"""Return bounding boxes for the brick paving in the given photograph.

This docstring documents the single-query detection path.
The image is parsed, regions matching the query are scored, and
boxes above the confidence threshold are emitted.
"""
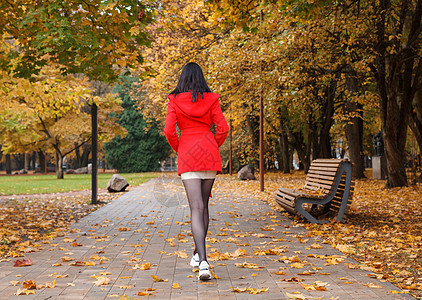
[0,175,414,300]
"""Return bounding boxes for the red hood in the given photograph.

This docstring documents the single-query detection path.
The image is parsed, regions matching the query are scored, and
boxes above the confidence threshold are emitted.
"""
[168,92,219,117]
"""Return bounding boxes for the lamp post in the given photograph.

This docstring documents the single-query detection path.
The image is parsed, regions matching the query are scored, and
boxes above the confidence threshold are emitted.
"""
[91,102,98,205]
[259,9,265,192]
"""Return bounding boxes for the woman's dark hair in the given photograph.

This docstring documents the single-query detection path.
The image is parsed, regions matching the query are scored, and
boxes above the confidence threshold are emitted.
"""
[170,62,211,102]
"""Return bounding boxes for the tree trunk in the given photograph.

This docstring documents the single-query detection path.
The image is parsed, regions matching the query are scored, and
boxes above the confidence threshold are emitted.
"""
[318,82,336,158]
[55,148,64,179]
[6,154,12,174]
[14,154,24,170]
[345,104,366,178]
[289,130,311,173]
[81,146,91,168]
[280,132,290,173]
[345,72,366,178]
[277,133,290,173]
[410,89,422,182]
[373,0,421,187]
[38,151,46,173]
[30,151,36,170]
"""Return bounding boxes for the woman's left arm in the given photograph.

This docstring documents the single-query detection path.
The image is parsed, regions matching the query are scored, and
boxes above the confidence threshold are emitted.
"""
[164,100,179,152]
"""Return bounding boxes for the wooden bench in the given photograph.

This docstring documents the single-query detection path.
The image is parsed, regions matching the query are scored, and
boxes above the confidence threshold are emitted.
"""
[275,159,354,224]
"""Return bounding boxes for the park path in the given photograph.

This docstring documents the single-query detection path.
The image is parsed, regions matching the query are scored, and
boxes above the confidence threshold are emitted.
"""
[0,175,414,300]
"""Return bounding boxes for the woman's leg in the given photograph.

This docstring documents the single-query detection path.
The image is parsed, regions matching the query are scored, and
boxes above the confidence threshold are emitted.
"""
[182,179,208,262]
[201,179,215,238]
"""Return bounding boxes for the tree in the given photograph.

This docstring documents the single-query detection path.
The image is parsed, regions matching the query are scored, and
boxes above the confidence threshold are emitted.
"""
[0,0,153,82]
[0,65,125,179]
[370,0,422,187]
[206,0,421,186]
[105,76,170,173]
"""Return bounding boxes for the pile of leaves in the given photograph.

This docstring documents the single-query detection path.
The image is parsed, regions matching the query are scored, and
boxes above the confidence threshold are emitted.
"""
[0,192,120,259]
[217,172,422,298]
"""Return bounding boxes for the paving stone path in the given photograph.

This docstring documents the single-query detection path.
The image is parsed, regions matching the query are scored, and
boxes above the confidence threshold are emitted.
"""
[0,175,414,300]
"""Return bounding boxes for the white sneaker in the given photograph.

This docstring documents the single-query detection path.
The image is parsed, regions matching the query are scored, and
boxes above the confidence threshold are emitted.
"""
[198,260,213,281]
[190,253,200,267]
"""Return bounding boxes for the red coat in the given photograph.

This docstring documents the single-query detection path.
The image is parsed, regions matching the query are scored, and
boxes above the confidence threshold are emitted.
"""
[164,92,229,175]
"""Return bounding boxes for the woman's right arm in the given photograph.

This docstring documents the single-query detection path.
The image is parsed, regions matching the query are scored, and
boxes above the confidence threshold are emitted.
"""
[164,100,179,152]
[211,99,229,147]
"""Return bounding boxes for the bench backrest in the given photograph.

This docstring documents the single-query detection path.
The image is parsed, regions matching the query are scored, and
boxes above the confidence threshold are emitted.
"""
[304,159,346,192]
[305,158,355,219]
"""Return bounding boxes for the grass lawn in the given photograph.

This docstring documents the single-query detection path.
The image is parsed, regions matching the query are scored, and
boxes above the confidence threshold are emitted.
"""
[0,172,160,195]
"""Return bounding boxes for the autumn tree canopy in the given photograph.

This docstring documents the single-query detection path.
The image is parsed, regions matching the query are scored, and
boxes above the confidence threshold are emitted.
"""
[0,0,153,82]
[136,0,421,187]
[0,0,153,178]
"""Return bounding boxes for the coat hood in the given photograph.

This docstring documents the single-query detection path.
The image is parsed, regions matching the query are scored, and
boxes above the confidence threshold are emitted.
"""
[168,92,219,118]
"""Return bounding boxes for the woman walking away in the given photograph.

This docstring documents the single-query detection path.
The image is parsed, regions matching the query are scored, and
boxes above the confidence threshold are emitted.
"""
[164,62,229,281]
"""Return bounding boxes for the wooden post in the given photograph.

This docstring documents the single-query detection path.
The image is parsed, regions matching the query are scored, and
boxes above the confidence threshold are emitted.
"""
[44,153,47,174]
[91,103,98,205]
[259,9,265,192]
[229,117,232,176]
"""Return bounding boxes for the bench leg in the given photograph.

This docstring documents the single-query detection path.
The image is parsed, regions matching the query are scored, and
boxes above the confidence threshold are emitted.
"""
[336,162,353,222]
[295,199,330,224]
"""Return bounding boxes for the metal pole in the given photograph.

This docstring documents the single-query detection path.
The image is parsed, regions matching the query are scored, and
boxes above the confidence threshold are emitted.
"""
[259,9,265,192]
[229,103,233,176]
[259,89,264,191]
[91,103,98,205]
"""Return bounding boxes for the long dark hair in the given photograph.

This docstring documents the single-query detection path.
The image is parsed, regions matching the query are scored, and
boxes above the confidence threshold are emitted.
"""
[170,62,211,102]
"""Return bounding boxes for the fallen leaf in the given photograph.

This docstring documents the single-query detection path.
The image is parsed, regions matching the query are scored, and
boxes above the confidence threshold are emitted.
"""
[15,288,35,295]
[285,291,308,299]
[22,280,36,290]
[133,262,151,270]
[93,276,110,286]
[151,275,168,282]
[137,288,156,296]
[13,258,33,267]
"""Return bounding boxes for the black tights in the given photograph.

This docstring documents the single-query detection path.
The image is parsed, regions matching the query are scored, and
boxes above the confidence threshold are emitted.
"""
[182,178,215,262]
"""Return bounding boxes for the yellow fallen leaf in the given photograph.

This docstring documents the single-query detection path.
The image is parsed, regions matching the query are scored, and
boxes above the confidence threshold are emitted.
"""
[172,283,181,289]
[61,256,73,262]
[234,261,263,269]
[389,290,409,294]
[285,291,308,299]
[364,282,382,288]
[173,251,188,258]
[15,288,35,295]
[133,262,151,270]
[151,275,168,282]
[137,287,156,296]
[297,270,315,275]
[291,263,304,269]
[93,276,110,286]
[99,272,111,276]
[302,284,316,290]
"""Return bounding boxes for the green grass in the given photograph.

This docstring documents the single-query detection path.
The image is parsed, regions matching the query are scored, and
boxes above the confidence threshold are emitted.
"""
[0,173,159,195]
